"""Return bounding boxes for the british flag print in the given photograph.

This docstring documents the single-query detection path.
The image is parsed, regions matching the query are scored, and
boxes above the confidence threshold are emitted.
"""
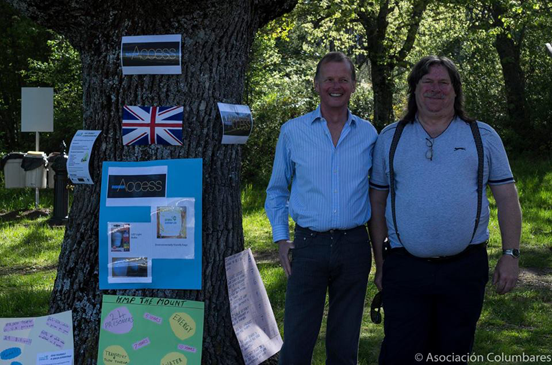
[122,105,183,145]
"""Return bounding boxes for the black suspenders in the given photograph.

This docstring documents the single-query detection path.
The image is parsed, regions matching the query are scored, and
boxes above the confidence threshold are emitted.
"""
[388,120,484,245]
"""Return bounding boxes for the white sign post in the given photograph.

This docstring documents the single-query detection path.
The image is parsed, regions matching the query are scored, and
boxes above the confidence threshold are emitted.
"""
[21,87,54,208]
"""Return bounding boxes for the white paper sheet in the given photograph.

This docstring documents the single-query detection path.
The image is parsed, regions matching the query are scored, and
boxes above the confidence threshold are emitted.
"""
[225,249,282,365]
[37,349,74,365]
[67,130,101,184]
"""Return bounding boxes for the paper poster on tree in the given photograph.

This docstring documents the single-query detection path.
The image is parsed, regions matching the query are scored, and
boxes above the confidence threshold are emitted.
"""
[98,295,204,365]
[0,311,74,365]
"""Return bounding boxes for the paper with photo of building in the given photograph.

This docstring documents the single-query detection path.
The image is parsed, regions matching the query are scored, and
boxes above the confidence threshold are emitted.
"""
[217,102,253,144]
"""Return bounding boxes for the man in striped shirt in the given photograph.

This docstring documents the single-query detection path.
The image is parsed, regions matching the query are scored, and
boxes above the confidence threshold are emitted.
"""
[265,52,378,364]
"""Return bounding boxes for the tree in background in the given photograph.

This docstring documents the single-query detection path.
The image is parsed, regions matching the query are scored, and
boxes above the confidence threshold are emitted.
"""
[22,33,83,153]
[0,2,50,153]
[5,0,297,363]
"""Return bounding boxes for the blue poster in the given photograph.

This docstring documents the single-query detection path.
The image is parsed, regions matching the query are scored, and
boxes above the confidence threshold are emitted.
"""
[99,159,202,289]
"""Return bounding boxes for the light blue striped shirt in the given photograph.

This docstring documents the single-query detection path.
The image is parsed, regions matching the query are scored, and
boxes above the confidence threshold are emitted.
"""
[265,106,378,242]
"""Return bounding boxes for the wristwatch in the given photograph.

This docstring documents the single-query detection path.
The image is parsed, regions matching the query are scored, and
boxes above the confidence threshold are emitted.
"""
[502,249,520,258]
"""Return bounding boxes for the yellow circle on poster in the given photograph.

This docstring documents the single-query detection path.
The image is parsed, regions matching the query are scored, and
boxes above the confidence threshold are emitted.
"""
[160,352,187,365]
[103,345,130,365]
[169,312,196,340]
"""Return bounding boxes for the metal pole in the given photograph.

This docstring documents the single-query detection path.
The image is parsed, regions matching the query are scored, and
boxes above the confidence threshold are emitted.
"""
[546,43,552,57]
[35,131,39,209]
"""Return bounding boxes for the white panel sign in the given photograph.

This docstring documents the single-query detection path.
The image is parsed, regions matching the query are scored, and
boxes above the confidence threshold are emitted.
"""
[21,87,54,132]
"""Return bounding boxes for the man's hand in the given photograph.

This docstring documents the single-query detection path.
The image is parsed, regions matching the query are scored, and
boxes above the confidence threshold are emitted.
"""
[277,239,295,277]
[374,268,383,291]
[493,255,519,294]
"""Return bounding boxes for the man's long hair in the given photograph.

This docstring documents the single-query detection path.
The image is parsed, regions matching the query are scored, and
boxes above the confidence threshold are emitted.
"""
[401,55,475,123]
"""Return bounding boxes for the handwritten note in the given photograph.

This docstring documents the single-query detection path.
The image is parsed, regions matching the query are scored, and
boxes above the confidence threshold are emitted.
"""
[143,312,163,324]
[3,319,34,332]
[102,307,134,334]
[170,312,196,340]
[160,352,187,365]
[0,311,73,364]
[2,335,32,345]
[103,345,130,365]
[38,330,64,349]
[46,316,70,335]
[225,249,283,365]
[177,344,197,353]
[132,337,151,350]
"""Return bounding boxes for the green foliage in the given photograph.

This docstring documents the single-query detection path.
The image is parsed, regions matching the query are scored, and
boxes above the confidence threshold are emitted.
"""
[21,33,83,154]
[0,2,51,153]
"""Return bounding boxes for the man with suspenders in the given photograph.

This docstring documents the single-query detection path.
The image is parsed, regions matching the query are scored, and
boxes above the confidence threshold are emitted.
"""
[369,56,522,364]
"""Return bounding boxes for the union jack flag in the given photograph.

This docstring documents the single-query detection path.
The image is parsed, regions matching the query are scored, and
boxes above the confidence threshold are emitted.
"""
[122,105,183,145]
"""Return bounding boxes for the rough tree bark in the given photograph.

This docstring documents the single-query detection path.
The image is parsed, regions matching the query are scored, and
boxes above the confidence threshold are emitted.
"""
[491,2,532,150]
[5,0,297,363]
[357,0,429,129]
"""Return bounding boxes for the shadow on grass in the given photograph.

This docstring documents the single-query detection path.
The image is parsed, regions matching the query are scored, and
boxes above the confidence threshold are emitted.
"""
[0,286,52,317]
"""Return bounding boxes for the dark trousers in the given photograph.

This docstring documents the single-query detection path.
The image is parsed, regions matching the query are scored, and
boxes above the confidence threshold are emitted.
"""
[379,245,489,365]
[278,225,372,365]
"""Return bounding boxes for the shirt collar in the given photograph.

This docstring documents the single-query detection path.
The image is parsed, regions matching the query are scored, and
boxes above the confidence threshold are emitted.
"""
[310,105,356,126]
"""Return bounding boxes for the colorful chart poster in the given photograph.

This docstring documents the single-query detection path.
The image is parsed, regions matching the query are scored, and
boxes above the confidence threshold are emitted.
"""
[99,159,202,289]
[0,311,73,365]
[97,295,203,365]
[121,34,182,75]
[217,103,253,144]
[225,249,282,365]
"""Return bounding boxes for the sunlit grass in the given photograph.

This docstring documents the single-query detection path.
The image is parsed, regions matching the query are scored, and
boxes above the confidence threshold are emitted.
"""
[0,157,550,364]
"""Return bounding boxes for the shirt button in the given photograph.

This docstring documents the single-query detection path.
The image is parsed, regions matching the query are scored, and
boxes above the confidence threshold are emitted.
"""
[334,190,337,193]
[334,170,338,174]
[333,210,337,213]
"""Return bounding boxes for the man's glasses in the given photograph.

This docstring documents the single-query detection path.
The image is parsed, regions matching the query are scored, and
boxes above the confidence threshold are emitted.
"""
[426,138,434,161]
[370,291,383,324]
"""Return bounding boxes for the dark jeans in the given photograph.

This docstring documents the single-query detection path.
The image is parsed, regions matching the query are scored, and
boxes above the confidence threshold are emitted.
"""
[279,225,372,365]
[379,244,489,365]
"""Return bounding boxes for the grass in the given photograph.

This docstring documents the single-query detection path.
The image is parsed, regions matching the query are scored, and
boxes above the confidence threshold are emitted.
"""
[243,157,552,364]
[0,157,550,364]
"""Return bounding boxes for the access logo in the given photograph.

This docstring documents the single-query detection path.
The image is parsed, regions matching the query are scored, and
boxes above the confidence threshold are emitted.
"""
[108,173,166,199]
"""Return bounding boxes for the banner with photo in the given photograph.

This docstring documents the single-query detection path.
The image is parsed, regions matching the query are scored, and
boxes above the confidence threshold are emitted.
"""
[99,159,202,289]
[217,103,253,144]
[121,34,181,75]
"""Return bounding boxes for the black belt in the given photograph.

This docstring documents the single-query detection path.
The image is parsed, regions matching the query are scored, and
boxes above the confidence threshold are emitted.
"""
[295,224,366,236]
[390,242,487,263]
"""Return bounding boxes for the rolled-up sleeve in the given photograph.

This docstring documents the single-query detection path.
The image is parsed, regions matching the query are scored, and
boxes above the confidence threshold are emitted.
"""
[265,126,293,242]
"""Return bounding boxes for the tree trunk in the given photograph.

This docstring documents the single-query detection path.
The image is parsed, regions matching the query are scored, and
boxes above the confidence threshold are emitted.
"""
[357,0,429,129]
[371,63,395,130]
[494,31,531,148]
[6,0,297,363]
[491,2,531,151]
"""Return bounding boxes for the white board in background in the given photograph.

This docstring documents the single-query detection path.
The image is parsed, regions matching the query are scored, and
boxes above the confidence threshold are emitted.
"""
[21,87,54,132]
